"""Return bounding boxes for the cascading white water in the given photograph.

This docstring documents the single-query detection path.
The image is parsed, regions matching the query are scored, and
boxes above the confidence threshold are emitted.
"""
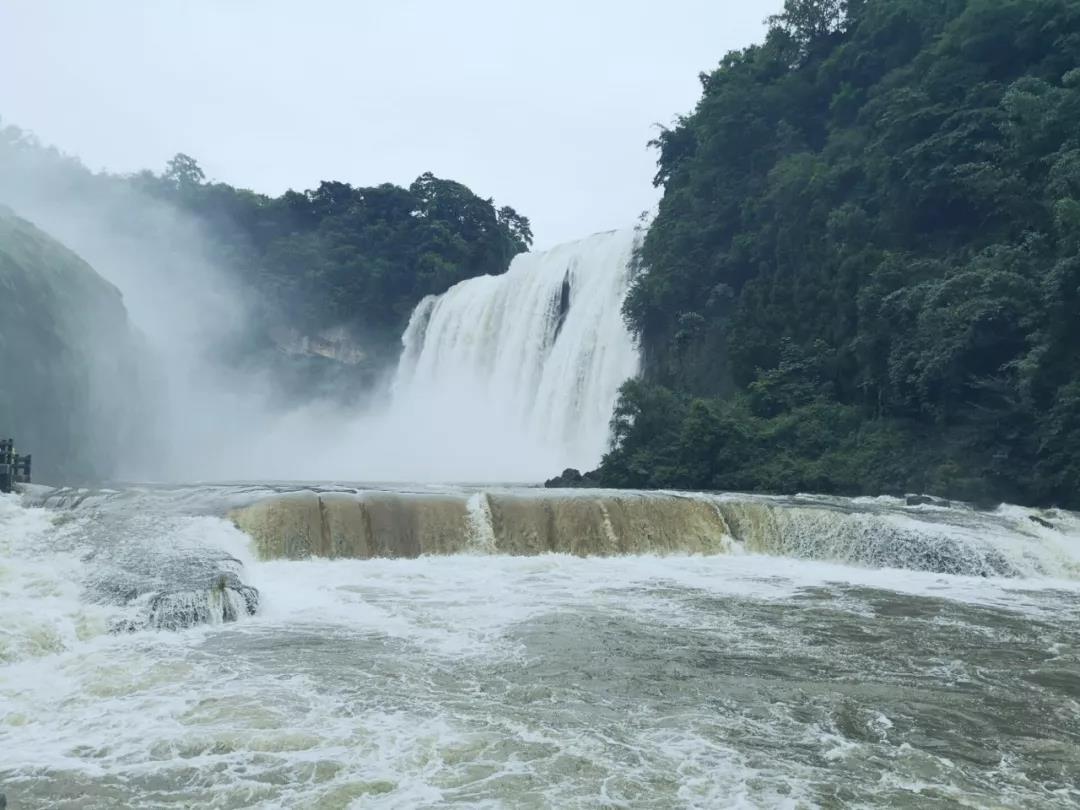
[388,228,641,478]
[8,485,1080,807]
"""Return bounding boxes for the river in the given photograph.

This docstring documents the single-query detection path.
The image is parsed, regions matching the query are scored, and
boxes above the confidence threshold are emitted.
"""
[2,484,1078,808]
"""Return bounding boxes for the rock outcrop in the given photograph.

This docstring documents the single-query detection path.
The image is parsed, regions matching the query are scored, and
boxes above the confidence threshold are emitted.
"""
[0,207,145,483]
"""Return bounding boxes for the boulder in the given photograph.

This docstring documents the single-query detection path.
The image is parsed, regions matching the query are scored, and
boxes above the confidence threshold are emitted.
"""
[905,494,952,508]
[544,468,601,489]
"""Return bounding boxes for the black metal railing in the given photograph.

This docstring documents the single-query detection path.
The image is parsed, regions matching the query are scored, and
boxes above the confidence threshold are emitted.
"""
[0,438,31,493]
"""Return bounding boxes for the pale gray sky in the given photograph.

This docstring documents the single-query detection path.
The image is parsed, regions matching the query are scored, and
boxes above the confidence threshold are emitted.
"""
[0,1,780,248]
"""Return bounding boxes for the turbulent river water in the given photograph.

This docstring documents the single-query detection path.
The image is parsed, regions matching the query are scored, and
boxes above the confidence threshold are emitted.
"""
[2,484,1079,809]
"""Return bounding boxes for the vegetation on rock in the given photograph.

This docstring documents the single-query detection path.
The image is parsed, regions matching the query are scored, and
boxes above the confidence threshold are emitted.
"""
[131,158,532,353]
[598,0,1080,507]
[0,126,532,386]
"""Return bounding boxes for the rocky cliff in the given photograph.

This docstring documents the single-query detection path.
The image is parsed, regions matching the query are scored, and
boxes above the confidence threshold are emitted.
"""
[0,207,145,483]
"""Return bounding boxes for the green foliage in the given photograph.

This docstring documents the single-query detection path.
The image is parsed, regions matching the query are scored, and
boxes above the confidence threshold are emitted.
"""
[140,161,532,358]
[163,153,206,188]
[0,124,531,372]
[601,0,1080,507]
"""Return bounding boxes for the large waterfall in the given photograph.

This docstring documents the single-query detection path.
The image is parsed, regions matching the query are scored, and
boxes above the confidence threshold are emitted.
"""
[387,229,641,479]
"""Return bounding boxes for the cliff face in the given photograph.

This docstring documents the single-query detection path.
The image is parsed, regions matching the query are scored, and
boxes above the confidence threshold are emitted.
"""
[0,207,144,484]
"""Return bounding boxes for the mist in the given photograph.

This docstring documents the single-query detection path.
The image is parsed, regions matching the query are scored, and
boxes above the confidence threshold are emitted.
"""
[0,135,358,482]
[0,134,642,484]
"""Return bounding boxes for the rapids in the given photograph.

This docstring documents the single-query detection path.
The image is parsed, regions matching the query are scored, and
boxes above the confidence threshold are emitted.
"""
[3,484,1080,807]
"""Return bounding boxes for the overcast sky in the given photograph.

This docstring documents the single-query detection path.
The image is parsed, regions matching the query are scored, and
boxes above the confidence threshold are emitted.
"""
[1,1,780,248]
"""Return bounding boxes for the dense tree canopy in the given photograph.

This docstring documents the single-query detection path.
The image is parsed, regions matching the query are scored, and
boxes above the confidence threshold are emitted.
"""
[133,158,532,353]
[599,0,1080,507]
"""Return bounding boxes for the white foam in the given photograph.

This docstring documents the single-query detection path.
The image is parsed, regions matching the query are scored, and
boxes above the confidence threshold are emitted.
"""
[4,490,1080,807]
[0,494,118,663]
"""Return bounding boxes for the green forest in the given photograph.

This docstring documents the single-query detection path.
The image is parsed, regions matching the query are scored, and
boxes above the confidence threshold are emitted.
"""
[132,157,532,349]
[0,126,531,381]
[595,0,1080,508]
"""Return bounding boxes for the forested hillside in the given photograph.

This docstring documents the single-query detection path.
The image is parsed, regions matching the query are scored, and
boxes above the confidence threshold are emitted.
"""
[0,127,531,389]
[598,0,1080,507]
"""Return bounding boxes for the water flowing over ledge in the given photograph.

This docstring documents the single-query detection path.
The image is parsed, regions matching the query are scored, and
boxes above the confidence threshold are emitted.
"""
[222,487,1080,580]
[15,481,1080,658]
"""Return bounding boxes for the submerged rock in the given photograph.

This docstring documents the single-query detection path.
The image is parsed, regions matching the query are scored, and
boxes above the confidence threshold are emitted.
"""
[55,503,263,634]
[905,494,952,508]
[108,566,259,634]
[144,585,258,631]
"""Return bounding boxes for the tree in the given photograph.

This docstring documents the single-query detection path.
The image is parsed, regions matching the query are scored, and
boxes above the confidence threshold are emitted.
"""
[767,0,850,61]
[498,205,534,252]
[163,153,205,189]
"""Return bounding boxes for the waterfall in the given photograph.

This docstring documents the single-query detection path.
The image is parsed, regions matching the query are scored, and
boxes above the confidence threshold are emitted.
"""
[388,228,641,479]
[229,489,1080,580]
